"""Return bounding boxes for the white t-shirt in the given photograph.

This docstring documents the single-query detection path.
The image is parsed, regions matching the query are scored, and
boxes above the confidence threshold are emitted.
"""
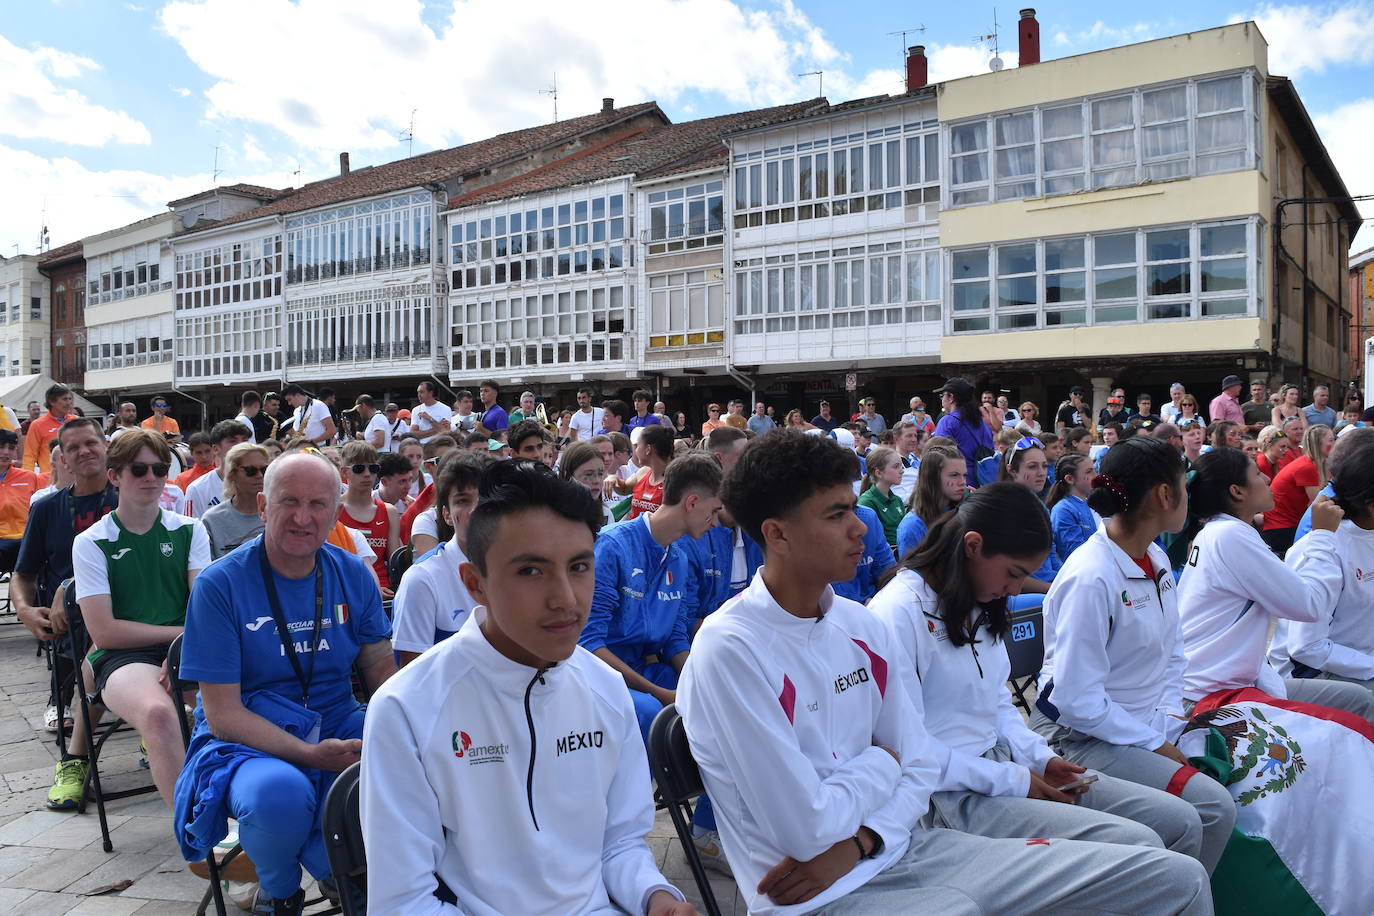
[234,413,257,443]
[451,411,478,435]
[390,536,475,654]
[160,483,187,515]
[294,399,333,443]
[363,413,390,451]
[411,402,453,442]
[569,407,603,441]
[185,468,225,518]
[411,506,439,543]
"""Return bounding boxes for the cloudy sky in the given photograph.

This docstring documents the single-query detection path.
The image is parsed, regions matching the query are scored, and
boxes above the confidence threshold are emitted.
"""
[4,0,1373,257]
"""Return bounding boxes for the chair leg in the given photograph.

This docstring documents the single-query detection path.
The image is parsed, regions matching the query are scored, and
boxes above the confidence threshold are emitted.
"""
[666,797,721,916]
[77,698,114,853]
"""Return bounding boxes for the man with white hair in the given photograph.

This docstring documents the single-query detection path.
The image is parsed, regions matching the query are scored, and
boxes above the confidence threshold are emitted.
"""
[175,451,396,916]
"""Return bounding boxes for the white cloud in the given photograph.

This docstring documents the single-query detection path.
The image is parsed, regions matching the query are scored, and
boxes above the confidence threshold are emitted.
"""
[0,34,151,145]
[0,141,305,256]
[1311,98,1374,252]
[1052,20,1158,48]
[928,44,1019,83]
[157,0,849,154]
[171,87,191,98]
[1231,3,1374,76]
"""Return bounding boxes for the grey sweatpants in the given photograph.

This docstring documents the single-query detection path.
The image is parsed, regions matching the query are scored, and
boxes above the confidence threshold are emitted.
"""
[922,743,1182,852]
[1289,674,1374,722]
[1029,708,1235,874]
[812,825,1213,915]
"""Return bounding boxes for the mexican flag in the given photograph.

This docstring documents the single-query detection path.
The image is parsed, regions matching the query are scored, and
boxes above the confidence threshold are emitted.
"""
[1176,687,1374,915]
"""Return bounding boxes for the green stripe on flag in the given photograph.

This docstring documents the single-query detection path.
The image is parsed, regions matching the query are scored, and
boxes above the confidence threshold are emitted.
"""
[1211,831,1322,916]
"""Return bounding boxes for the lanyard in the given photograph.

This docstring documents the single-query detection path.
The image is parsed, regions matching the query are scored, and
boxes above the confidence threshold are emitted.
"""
[257,541,324,708]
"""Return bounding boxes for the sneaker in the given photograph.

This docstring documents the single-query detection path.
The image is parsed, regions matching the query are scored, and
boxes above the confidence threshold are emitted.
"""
[45,758,88,810]
[249,887,304,916]
[224,880,257,911]
[691,828,733,876]
[138,737,148,770]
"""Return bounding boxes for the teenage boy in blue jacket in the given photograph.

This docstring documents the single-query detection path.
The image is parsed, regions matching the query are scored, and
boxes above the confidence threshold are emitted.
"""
[580,453,723,737]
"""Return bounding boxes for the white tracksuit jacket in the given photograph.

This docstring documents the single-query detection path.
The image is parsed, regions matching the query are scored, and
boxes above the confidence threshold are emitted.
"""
[676,572,940,916]
[360,607,682,915]
[1177,514,1341,700]
[869,569,1056,798]
[1038,527,1187,749]
[1270,520,1374,680]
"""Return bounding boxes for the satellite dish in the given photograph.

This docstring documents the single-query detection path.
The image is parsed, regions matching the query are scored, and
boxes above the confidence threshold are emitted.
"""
[990,56,1004,72]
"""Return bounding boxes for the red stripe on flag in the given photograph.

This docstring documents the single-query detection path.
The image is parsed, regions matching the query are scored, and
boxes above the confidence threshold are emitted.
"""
[1192,686,1374,742]
[1165,765,1201,797]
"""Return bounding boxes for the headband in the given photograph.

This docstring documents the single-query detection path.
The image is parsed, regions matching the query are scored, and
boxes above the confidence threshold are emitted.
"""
[1091,473,1130,511]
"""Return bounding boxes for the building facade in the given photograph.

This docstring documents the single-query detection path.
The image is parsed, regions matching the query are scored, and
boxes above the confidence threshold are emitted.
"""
[38,242,86,386]
[0,254,51,381]
[936,20,1356,417]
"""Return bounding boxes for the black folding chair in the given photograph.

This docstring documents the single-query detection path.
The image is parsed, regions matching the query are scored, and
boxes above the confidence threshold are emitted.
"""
[387,544,413,594]
[1005,602,1046,714]
[647,705,723,916]
[322,761,367,916]
[61,582,158,852]
[169,635,239,916]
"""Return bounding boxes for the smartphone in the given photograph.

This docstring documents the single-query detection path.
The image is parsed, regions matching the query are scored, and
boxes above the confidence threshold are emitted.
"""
[1058,772,1099,792]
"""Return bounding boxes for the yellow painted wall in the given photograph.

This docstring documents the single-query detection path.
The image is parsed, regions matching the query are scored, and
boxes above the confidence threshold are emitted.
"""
[938,22,1268,121]
[939,171,1267,247]
[941,316,1265,363]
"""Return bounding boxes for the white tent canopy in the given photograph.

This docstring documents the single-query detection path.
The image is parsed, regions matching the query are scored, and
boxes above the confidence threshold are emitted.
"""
[0,374,103,418]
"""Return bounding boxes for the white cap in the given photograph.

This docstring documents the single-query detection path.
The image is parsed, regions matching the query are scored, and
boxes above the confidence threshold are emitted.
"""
[829,428,855,449]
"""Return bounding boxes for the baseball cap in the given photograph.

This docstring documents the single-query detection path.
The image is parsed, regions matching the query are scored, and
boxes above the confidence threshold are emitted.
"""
[829,428,856,448]
[1068,385,1085,395]
[933,378,973,399]
[1108,396,1123,405]
[487,439,507,452]
[398,409,411,419]
[818,399,830,407]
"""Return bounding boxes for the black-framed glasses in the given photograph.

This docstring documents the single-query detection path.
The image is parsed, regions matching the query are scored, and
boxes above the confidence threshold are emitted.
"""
[1005,436,1044,467]
[128,462,170,478]
[350,463,382,475]
[239,465,265,478]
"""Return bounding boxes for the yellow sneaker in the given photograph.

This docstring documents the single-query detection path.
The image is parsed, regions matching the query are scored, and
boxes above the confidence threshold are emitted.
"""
[45,758,88,810]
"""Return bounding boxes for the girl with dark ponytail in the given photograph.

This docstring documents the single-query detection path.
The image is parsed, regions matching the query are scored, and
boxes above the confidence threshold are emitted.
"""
[1047,453,1101,562]
[870,482,1177,846]
[1174,448,1373,721]
[1030,435,1238,875]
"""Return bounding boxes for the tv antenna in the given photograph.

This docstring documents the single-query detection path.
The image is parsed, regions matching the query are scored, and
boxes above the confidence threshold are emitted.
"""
[539,74,558,122]
[975,10,1004,71]
[400,108,417,157]
[888,25,926,60]
[797,70,823,97]
[212,144,223,184]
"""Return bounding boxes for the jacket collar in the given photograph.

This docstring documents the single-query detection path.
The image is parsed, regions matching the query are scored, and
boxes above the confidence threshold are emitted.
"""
[456,607,562,696]
[1089,526,1168,582]
[741,568,836,632]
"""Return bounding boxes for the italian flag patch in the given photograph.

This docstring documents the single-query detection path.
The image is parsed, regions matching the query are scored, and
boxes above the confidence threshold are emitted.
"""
[334,603,349,625]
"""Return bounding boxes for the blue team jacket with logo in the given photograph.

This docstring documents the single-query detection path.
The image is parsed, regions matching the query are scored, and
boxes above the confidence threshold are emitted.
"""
[833,505,896,604]
[677,525,765,622]
[582,514,695,671]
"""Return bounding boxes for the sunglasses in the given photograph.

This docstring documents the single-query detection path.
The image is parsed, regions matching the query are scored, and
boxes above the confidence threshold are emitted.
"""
[153,402,168,409]
[128,462,170,478]
[239,465,266,477]
[1006,436,1044,467]
[350,463,382,475]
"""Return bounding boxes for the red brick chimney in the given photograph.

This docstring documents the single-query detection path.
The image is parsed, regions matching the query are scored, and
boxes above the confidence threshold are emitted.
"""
[906,45,928,91]
[1018,9,1041,65]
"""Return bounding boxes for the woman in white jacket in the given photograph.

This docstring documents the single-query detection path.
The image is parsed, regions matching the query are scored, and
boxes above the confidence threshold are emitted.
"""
[871,481,1203,859]
[1177,447,1374,720]
[1270,429,1374,698]
[1029,435,1237,874]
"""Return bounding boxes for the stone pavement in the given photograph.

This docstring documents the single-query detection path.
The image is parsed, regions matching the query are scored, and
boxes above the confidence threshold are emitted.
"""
[0,625,743,914]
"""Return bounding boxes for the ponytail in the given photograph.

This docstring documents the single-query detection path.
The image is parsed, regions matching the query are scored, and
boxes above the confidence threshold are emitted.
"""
[1046,453,1092,509]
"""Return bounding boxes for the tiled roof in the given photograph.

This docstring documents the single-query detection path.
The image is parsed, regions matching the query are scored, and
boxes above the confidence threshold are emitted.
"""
[188,102,667,234]
[166,183,290,208]
[37,240,83,267]
[449,99,827,208]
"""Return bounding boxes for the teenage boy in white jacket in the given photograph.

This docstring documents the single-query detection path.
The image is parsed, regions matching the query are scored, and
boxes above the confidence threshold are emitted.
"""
[361,460,696,916]
[676,431,1212,916]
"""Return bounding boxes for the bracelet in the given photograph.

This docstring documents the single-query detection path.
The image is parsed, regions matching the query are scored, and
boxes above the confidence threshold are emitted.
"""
[851,834,867,860]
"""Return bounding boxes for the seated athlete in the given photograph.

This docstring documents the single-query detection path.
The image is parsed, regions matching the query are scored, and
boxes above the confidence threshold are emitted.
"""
[676,430,1211,915]
[361,460,697,915]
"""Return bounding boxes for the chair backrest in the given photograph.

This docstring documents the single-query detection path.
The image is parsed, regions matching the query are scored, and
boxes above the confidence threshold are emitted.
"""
[387,544,413,591]
[647,704,704,805]
[1004,605,1045,682]
[322,761,367,916]
[61,578,91,661]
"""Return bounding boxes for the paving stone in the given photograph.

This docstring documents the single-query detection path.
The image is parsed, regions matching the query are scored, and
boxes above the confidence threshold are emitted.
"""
[0,786,55,820]
[0,809,79,846]
[7,763,63,794]
[88,818,179,858]
[62,851,165,896]
[0,886,35,909]
[9,889,85,915]
[3,847,108,892]
[0,844,51,881]
[66,895,149,915]
[30,813,132,851]
[119,855,209,904]
[128,901,209,915]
